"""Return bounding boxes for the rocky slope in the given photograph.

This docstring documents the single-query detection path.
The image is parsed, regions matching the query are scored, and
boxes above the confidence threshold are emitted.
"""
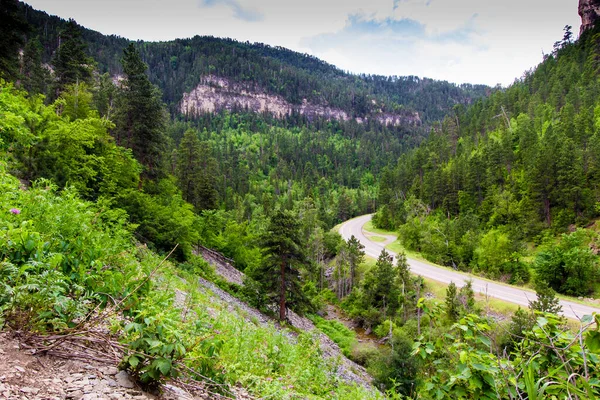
[580,0,600,35]
[196,246,374,390]
[181,75,421,127]
[0,331,244,400]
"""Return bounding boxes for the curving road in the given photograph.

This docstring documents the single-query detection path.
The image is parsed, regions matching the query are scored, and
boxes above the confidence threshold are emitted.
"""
[339,214,600,320]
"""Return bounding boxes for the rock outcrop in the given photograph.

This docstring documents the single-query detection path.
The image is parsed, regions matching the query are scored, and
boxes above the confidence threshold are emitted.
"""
[579,0,600,35]
[180,75,421,127]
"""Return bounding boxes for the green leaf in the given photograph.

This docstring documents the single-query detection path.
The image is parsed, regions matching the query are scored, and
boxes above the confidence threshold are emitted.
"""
[471,363,488,371]
[469,375,483,389]
[460,368,472,380]
[478,335,491,347]
[585,330,600,353]
[155,358,171,375]
[581,314,593,324]
[144,339,162,348]
[128,356,139,368]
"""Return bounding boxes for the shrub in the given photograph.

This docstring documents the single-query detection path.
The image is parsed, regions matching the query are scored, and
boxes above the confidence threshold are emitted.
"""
[310,315,357,357]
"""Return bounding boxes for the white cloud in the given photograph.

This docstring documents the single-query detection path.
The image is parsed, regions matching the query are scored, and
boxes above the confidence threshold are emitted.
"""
[24,0,581,85]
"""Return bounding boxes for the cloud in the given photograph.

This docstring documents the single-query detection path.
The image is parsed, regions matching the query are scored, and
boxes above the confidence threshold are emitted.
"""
[200,0,263,22]
[304,12,478,52]
[393,0,433,10]
[301,11,490,83]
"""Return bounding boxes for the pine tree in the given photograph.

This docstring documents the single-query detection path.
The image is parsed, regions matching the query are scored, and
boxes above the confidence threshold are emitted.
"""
[93,73,117,119]
[346,235,365,291]
[51,19,95,98]
[445,282,460,322]
[362,249,400,317]
[176,129,219,211]
[529,282,562,315]
[396,251,415,322]
[21,37,49,95]
[252,209,309,320]
[113,43,166,179]
[0,0,29,81]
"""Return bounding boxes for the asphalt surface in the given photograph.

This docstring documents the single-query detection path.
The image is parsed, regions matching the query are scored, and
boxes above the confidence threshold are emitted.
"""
[339,214,600,320]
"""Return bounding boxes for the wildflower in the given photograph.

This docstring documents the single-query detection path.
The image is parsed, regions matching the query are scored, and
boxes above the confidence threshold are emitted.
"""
[9,208,20,215]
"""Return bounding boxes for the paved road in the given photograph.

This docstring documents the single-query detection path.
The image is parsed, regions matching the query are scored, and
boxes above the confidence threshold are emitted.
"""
[339,214,600,320]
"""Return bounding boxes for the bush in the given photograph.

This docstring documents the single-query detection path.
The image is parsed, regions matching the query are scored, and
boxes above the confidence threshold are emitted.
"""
[350,342,381,366]
[310,315,357,357]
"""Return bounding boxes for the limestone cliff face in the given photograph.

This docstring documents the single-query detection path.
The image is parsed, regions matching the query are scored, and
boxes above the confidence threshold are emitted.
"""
[180,75,421,127]
[580,0,600,35]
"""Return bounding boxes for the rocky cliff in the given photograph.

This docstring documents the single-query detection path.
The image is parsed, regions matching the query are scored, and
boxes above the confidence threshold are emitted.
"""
[580,0,600,35]
[180,75,421,127]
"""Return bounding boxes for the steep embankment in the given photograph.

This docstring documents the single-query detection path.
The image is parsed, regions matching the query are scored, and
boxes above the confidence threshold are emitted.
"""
[196,246,374,389]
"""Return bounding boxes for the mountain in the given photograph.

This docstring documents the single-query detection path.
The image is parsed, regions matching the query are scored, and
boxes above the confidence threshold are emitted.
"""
[18,2,489,124]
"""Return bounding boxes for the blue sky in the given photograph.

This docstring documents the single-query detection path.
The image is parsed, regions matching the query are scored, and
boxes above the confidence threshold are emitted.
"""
[25,0,580,86]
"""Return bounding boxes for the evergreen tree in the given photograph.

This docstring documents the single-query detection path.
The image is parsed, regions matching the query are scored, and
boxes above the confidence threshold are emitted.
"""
[362,249,400,317]
[175,129,219,211]
[445,282,460,322]
[529,282,562,315]
[93,73,117,119]
[346,235,365,291]
[113,43,166,179]
[396,251,417,322]
[21,37,49,95]
[252,209,309,320]
[51,19,94,98]
[0,0,28,80]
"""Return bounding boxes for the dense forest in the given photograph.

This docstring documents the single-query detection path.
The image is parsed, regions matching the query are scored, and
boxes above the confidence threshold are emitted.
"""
[2,0,600,398]
[373,24,600,297]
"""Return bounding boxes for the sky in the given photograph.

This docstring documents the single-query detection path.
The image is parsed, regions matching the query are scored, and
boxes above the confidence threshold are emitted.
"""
[24,0,581,86]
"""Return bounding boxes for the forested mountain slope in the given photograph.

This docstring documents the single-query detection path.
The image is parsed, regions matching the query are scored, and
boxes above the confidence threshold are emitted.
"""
[18,2,489,122]
[374,24,600,296]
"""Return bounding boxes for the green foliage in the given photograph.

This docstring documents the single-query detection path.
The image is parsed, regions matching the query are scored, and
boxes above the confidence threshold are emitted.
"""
[175,129,218,211]
[0,165,143,332]
[370,331,420,396]
[529,282,562,314]
[250,209,311,320]
[116,178,199,260]
[362,250,401,318]
[0,80,141,199]
[120,294,189,388]
[534,229,599,296]
[310,315,357,357]
[112,43,167,178]
[21,37,50,96]
[50,19,95,98]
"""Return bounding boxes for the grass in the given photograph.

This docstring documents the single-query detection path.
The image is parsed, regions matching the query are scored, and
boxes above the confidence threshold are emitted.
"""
[310,315,357,357]
[420,276,520,316]
[362,220,396,236]
[367,235,387,242]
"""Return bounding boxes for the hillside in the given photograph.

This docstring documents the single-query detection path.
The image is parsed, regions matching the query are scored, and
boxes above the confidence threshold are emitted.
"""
[18,2,489,122]
[373,23,600,296]
[2,1,600,399]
